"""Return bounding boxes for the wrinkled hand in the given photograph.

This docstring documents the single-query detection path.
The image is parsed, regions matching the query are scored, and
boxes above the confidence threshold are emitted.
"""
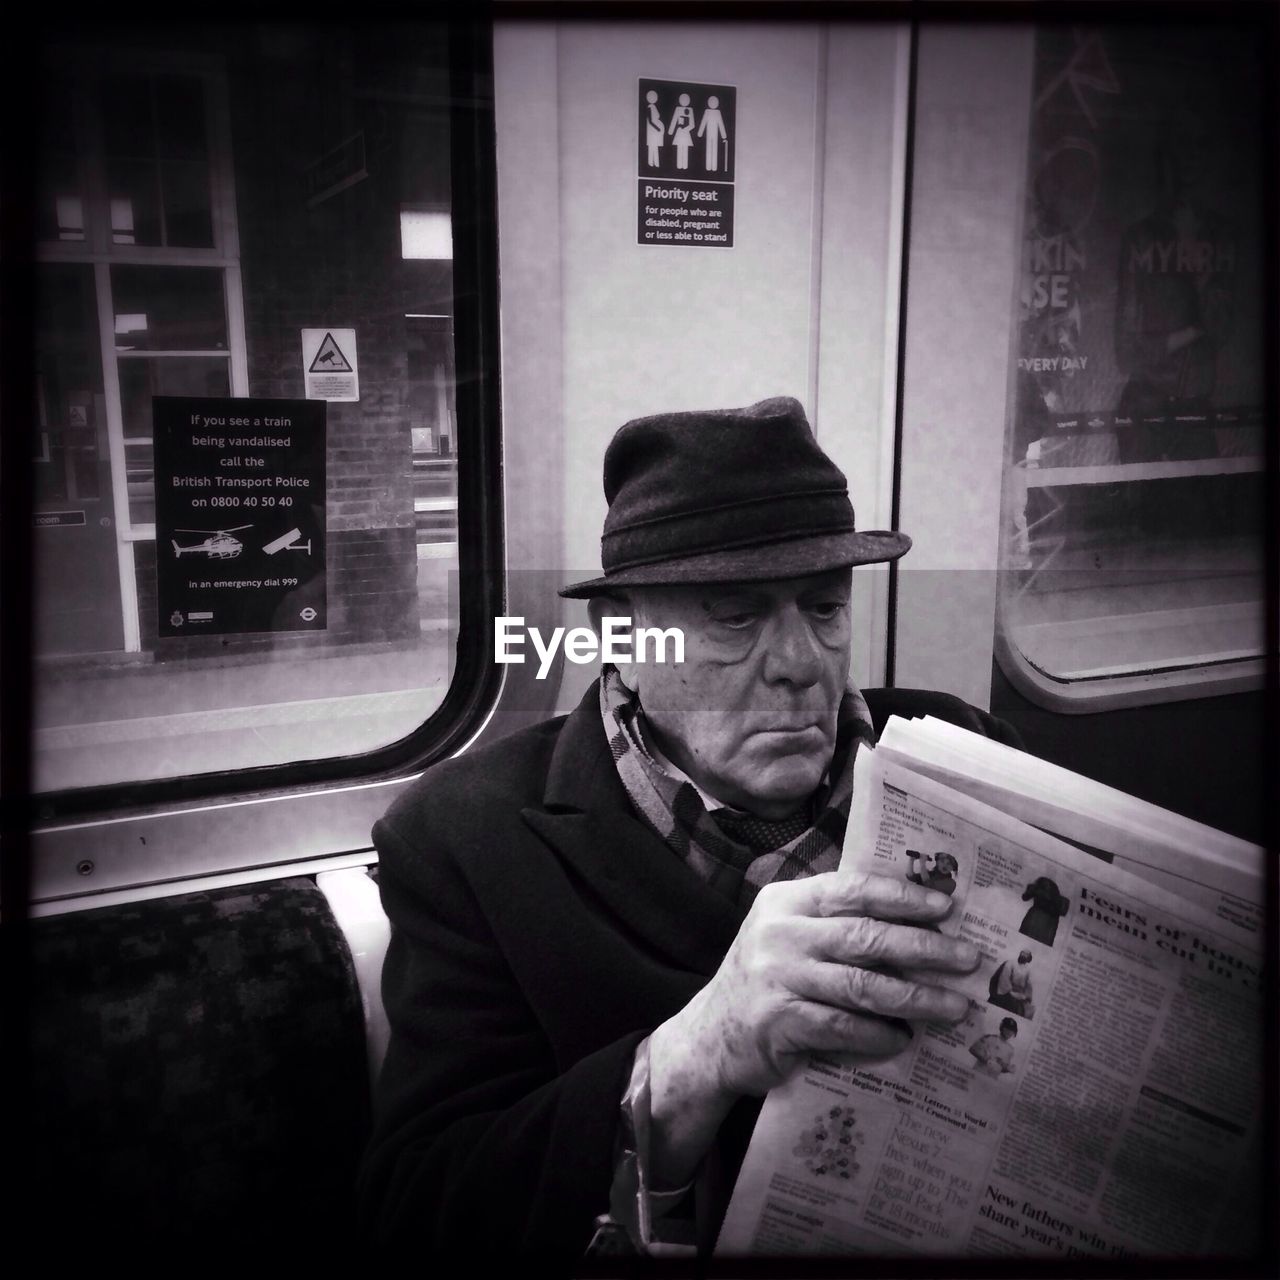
[647,872,980,1185]
[663,871,979,1099]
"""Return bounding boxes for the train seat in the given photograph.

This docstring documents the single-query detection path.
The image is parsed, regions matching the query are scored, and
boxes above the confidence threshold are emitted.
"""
[316,866,392,1085]
[861,686,1025,750]
[28,876,373,1246]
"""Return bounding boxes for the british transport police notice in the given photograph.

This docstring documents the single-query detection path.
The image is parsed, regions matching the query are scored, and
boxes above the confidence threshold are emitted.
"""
[154,395,326,637]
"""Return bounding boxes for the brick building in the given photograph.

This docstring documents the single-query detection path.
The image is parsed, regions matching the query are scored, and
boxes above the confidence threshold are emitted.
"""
[33,22,458,664]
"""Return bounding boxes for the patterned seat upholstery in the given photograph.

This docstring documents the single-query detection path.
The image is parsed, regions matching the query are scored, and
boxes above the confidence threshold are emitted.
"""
[27,878,371,1246]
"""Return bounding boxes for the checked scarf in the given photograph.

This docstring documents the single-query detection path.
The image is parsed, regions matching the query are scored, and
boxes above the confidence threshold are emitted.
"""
[600,666,877,908]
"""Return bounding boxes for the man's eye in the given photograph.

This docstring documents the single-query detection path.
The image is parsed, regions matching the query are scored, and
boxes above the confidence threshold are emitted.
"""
[713,611,759,630]
[807,601,847,622]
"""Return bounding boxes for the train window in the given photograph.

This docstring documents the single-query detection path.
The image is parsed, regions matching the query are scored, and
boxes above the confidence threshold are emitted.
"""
[996,24,1268,709]
[29,22,497,801]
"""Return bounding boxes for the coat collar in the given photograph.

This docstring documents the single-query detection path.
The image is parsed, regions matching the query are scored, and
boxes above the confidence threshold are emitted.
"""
[521,679,744,976]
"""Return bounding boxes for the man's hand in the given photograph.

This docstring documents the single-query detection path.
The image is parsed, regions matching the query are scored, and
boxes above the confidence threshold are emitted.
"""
[647,872,979,1186]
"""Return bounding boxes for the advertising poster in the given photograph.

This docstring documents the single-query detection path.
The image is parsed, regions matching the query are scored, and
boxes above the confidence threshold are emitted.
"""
[1013,26,1264,467]
[154,396,326,637]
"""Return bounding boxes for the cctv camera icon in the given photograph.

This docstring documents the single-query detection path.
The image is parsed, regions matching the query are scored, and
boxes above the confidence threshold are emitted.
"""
[263,527,312,556]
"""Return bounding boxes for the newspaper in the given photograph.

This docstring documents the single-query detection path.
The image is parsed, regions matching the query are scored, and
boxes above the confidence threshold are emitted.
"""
[716,742,1264,1258]
[876,715,1264,938]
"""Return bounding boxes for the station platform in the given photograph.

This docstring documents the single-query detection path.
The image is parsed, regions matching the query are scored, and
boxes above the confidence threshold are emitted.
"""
[29,558,456,794]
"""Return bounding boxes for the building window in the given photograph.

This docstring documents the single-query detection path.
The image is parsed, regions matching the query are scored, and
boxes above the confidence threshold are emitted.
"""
[101,73,217,249]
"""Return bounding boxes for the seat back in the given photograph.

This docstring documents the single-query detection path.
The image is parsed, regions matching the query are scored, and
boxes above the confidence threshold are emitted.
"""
[27,877,372,1244]
[862,686,1026,750]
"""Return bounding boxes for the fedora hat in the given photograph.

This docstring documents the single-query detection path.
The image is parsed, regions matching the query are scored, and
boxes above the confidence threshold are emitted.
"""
[559,396,911,598]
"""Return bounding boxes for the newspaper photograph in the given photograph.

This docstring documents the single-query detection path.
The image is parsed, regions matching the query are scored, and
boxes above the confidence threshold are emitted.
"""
[876,715,1264,938]
[717,748,1263,1259]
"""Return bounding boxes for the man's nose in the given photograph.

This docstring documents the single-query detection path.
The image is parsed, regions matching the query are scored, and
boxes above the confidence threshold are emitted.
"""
[763,606,823,687]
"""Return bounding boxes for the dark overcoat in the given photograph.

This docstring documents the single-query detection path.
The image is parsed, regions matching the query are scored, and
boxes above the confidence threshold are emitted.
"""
[357,680,1020,1259]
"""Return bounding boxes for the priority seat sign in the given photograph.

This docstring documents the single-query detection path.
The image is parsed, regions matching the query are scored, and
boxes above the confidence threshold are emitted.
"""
[154,396,326,637]
[638,78,736,248]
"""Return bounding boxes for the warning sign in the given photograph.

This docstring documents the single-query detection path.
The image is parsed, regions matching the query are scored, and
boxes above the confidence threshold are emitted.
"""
[637,78,736,248]
[301,328,359,401]
[153,396,326,637]
[309,332,353,373]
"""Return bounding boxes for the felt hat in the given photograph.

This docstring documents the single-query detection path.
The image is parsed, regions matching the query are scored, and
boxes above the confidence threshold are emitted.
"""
[559,396,911,598]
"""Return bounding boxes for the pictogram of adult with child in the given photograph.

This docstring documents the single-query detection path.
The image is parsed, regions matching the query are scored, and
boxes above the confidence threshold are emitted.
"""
[638,80,736,181]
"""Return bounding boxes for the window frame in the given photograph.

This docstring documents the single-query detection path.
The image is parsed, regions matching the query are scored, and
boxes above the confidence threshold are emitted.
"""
[993,604,1269,715]
[27,17,506,900]
[995,441,1269,714]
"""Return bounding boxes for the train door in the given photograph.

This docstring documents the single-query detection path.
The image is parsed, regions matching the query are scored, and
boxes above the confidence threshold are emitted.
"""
[490,20,913,705]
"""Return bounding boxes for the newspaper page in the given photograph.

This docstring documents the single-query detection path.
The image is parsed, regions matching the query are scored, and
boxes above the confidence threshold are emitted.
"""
[875,716,1263,937]
[716,748,1264,1259]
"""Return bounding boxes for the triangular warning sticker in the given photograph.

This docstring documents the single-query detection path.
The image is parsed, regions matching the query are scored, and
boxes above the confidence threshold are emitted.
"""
[309,332,353,373]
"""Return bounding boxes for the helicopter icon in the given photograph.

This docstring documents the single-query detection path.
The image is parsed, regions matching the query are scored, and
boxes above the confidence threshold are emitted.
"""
[171,525,253,560]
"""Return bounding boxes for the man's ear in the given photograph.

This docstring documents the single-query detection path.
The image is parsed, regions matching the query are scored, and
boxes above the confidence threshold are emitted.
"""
[587,592,639,691]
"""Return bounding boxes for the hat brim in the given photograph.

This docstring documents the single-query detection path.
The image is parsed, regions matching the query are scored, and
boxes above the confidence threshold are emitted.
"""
[558,529,911,599]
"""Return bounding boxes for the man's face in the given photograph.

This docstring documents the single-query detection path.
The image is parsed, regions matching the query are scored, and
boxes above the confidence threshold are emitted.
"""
[616,569,853,819]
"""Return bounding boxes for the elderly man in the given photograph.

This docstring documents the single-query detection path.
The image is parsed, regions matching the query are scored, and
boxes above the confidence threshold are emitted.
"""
[359,397,1014,1258]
